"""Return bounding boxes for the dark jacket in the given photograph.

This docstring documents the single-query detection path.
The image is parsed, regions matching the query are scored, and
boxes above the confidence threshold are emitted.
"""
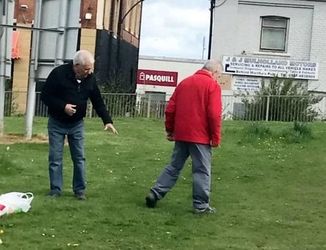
[41,62,113,124]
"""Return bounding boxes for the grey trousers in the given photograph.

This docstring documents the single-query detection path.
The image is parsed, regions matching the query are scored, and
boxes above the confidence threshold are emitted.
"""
[151,141,212,209]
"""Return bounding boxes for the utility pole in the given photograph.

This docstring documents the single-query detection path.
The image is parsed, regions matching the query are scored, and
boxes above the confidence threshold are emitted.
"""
[201,36,206,60]
[25,0,41,139]
[208,0,215,59]
[25,0,72,139]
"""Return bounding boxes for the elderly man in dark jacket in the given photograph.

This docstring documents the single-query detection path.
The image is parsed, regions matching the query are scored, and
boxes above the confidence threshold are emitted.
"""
[41,50,118,200]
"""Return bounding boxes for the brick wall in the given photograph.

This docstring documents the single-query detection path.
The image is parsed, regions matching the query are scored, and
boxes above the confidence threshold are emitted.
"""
[80,0,97,29]
[14,0,35,24]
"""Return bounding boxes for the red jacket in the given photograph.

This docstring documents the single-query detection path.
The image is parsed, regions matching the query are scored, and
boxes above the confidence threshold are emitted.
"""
[165,69,222,146]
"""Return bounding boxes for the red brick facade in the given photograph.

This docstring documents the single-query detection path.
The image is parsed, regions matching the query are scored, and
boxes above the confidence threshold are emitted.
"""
[80,0,97,29]
[14,0,35,24]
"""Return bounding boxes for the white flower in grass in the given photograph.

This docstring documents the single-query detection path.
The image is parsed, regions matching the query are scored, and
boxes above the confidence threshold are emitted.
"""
[0,238,3,244]
[67,243,79,247]
[6,146,10,151]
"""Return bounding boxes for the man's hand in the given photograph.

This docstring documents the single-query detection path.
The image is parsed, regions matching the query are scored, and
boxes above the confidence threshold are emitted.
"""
[64,104,77,116]
[104,123,118,134]
[210,141,220,148]
[166,131,174,141]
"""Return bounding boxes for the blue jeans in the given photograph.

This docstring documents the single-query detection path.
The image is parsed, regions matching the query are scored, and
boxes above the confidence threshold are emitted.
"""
[48,116,86,194]
[151,141,212,209]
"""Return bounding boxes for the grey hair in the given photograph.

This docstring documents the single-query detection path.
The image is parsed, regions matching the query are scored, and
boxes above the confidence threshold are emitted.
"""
[202,59,222,73]
[73,50,95,65]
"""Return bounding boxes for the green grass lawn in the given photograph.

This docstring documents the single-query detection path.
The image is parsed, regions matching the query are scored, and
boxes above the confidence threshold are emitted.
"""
[0,117,326,249]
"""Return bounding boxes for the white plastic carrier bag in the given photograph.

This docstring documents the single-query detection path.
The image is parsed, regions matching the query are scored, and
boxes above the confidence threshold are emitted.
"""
[0,192,34,217]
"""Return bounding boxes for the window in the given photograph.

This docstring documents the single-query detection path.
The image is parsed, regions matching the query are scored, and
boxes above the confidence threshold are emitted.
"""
[260,16,289,52]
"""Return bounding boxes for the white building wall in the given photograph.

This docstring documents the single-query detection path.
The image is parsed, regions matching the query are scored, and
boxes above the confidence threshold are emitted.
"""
[237,2,313,60]
[212,0,326,92]
[137,56,205,99]
[139,56,205,83]
[211,0,239,57]
[309,2,326,92]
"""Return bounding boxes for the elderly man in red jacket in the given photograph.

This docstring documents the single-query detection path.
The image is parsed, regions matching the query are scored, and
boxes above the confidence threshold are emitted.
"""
[145,59,223,214]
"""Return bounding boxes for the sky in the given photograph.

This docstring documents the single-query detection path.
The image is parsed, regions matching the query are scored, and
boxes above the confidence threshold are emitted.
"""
[139,0,211,60]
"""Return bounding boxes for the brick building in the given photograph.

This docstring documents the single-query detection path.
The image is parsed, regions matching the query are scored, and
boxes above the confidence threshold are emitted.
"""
[79,0,142,90]
[8,0,142,113]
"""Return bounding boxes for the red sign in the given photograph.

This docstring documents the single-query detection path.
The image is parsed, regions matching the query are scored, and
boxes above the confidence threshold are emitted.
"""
[137,69,178,86]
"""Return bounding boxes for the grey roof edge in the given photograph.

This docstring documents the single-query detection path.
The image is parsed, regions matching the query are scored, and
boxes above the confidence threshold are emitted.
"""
[139,55,206,64]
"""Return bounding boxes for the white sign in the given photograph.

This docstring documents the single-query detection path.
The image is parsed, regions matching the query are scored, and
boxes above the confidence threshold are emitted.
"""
[233,77,261,91]
[223,56,319,80]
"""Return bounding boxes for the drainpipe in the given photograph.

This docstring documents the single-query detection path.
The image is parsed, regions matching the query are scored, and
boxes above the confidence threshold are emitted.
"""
[116,0,124,71]
[135,0,144,92]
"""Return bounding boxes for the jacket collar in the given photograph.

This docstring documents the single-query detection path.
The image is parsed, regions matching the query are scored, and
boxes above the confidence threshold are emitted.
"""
[66,61,93,81]
[194,69,213,78]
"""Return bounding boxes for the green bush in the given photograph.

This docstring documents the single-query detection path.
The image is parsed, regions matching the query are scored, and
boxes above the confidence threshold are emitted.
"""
[240,121,313,144]
[240,122,271,143]
[281,121,312,143]
[240,77,322,121]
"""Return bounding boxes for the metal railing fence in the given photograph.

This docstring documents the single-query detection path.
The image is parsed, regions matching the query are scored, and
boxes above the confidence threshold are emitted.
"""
[4,91,326,121]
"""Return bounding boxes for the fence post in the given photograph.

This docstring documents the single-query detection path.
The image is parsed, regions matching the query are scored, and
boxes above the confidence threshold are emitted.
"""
[88,102,93,118]
[265,95,270,121]
[147,94,151,118]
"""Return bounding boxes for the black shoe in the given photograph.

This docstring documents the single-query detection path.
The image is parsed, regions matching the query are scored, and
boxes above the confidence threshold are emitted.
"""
[74,192,86,200]
[47,190,61,198]
[193,206,216,215]
[145,191,157,208]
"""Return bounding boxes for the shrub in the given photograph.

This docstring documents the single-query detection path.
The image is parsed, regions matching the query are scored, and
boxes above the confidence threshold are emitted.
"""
[240,122,271,143]
[240,77,322,121]
[281,121,312,143]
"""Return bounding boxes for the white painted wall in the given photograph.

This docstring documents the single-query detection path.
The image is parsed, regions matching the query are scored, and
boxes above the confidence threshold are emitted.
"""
[212,0,326,92]
[309,1,326,92]
[137,56,205,100]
